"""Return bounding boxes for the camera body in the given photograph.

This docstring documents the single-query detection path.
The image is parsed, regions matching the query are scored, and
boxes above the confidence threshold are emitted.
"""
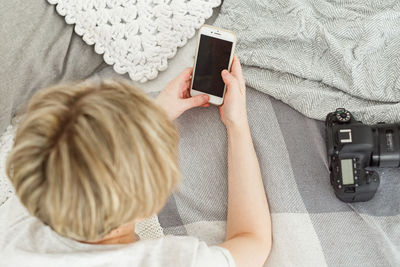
[325,108,400,202]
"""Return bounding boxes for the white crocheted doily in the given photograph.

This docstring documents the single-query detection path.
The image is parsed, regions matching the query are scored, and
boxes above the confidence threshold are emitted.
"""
[47,0,221,82]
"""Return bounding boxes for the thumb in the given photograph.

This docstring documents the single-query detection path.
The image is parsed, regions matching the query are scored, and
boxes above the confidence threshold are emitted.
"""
[221,70,238,90]
[183,94,209,110]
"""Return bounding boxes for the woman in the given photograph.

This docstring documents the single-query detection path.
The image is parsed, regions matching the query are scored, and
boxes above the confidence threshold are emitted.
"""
[1,56,271,266]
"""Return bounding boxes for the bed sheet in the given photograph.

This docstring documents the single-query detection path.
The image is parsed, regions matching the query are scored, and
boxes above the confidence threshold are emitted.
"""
[1,2,398,266]
[157,89,400,266]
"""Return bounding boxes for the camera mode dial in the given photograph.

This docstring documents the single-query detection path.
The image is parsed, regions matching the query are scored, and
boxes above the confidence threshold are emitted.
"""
[335,108,351,122]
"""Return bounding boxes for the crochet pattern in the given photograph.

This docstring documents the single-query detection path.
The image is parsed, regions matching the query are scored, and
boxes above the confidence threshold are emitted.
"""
[47,0,221,82]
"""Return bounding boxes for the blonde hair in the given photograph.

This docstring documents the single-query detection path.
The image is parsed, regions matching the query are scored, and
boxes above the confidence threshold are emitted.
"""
[6,80,180,241]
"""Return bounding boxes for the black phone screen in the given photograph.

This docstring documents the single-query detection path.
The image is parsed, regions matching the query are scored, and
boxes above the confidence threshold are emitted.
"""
[192,34,233,97]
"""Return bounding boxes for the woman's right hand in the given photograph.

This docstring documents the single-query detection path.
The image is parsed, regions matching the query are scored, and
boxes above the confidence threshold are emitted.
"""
[219,55,248,130]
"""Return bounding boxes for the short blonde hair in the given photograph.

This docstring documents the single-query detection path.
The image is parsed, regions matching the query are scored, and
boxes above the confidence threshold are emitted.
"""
[6,80,180,241]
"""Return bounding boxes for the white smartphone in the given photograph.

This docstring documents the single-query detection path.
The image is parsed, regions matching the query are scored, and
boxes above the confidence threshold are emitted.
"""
[190,25,236,106]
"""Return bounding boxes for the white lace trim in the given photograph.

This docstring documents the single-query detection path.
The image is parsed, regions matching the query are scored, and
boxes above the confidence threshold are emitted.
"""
[47,0,221,82]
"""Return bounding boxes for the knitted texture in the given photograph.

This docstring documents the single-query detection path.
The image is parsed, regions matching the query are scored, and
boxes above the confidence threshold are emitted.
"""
[135,215,165,239]
[47,0,221,82]
[213,0,400,124]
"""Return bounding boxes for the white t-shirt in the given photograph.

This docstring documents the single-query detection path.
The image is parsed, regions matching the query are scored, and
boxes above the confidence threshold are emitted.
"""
[0,196,235,267]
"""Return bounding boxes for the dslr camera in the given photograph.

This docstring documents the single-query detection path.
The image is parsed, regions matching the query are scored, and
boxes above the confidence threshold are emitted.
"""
[325,108,399,202]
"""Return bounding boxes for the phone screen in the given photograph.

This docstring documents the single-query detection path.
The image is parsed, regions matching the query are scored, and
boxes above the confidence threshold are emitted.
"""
[192,34,233,97]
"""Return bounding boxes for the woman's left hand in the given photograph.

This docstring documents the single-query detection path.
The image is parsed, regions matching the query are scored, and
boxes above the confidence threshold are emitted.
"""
[156,67,210,121]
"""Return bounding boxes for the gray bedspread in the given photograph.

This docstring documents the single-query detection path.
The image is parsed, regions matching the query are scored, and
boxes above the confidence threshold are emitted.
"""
[159,88,400,266]
[1,1,399,266]
[159,1,400,265]
[0,0,104,136]
[213,0,400,124]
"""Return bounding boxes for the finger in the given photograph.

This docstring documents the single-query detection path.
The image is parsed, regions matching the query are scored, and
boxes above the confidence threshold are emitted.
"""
[183,88,190,99]
[201,103,210,107]
[184,79,191,90]
[179,67,193,82]
[183,94,209,110]
[177,72,193,96]
[230,55,243,77]
[231,55,246,88]
[221,69,239,90]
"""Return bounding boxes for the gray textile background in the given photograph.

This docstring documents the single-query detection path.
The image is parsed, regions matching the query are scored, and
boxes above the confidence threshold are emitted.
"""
[1,0,399,266]
[159,88,400,266]
[213,0,400,124]
[0,0,104,135]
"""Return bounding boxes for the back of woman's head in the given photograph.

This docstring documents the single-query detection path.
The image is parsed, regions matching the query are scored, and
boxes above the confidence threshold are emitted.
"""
[6,80,179,241]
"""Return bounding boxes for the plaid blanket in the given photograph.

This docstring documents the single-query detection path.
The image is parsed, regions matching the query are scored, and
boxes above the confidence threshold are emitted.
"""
[159,88,400,266]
